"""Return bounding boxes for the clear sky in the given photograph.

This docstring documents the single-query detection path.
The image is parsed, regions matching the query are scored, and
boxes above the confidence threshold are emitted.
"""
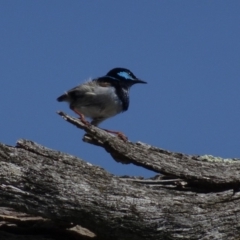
[1,1,240,177]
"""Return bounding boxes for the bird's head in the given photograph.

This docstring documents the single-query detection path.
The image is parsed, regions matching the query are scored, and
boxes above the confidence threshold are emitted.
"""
[106,68,147,87]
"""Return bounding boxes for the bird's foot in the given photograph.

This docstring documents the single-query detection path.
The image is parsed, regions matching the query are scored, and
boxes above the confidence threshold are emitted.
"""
[73,109,90,126]
[102,129,128,141]
[116,132,128,141]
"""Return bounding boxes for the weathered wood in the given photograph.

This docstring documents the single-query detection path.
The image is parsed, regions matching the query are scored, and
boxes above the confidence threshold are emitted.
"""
[58,111,240,188]
[0,112,239,239]
[0,207,94,240]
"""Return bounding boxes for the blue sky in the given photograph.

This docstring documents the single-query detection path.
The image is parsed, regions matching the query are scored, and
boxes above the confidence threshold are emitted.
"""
[1,1,240,177]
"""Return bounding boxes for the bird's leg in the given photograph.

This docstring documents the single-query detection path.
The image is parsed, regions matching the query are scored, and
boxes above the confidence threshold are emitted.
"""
[72,108,90,126]
[101,128,128,141]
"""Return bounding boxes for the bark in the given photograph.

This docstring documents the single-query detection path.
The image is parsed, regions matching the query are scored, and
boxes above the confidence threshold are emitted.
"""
[0,111,239,240]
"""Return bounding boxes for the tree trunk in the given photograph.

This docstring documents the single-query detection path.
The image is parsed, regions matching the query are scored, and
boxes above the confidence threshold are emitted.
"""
[0,112,240,240]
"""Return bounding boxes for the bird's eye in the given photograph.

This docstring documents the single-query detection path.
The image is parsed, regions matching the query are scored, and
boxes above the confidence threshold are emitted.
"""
[128,72,136,79]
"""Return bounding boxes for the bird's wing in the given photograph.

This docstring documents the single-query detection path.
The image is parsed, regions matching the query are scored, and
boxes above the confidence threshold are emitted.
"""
[57,82,95,102]
[69,82,114,110]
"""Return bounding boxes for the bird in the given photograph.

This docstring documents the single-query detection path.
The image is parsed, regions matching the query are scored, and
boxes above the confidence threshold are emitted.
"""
[57,67,147,140]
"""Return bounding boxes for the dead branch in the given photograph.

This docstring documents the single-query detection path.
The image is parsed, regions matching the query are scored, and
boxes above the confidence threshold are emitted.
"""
[0,112,239,239]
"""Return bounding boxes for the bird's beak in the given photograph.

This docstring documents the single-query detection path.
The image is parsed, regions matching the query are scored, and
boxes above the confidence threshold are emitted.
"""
[134,79,147,84]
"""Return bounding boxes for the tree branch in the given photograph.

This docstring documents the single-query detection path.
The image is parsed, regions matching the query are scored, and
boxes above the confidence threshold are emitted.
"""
[57,111,240,189]
[0,112,239,239]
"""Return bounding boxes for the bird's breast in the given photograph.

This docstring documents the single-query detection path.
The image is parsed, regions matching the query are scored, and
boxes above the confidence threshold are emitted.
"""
[95,85,123,110]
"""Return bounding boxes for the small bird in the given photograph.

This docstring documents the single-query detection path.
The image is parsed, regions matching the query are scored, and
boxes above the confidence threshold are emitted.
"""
[57,67,147,140]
